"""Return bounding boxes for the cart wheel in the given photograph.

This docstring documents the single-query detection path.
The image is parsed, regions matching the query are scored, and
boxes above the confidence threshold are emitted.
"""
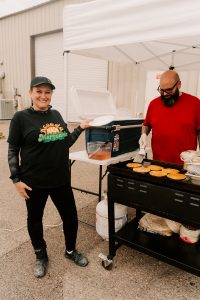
[102,260,113,270]
[98,253,113,270]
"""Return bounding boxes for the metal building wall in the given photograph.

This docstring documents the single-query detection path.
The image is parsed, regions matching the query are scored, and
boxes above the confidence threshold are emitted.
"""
[0,0,145,117]
[0,0,91,107]
[108,62,146,118]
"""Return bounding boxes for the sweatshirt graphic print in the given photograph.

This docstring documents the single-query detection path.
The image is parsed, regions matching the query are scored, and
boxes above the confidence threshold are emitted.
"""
[38,122,68,143]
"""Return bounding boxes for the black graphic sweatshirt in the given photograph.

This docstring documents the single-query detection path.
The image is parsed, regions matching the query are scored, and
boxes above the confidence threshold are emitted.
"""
[7,107,84,188]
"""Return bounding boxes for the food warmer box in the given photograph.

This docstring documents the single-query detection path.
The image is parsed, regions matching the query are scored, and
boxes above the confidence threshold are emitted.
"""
[101,159,200,276]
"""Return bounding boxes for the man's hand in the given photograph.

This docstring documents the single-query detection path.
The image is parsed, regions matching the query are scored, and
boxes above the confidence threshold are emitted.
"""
[15,181,32,200]
[139,133,147,149]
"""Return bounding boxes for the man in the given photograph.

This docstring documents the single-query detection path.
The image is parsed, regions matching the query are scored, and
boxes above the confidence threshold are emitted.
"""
[139,70,200,164]
[138,70,200,242]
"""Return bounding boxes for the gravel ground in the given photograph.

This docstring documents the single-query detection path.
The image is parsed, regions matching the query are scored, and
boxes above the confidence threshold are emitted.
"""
[0,119,200,300]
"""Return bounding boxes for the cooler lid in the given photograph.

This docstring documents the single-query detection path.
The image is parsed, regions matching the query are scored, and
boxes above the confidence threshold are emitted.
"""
[70,86,117,119]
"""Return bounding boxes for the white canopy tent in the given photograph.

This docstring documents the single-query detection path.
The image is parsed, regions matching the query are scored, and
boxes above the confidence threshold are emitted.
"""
[63,0,200,121]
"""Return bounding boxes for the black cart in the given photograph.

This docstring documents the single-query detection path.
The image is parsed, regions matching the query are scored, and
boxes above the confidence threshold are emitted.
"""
[100,159,200,276]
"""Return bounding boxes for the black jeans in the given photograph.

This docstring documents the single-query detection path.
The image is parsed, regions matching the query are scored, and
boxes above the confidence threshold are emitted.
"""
[25,184,78,251]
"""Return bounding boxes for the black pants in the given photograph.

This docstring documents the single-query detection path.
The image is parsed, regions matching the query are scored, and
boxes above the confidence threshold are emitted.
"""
[25,184,78,251]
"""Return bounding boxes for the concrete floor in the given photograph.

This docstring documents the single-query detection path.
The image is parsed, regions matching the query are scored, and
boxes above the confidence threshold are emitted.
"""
[0,119,200,300]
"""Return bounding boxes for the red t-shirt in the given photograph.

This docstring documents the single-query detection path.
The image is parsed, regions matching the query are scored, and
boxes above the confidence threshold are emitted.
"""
[143,93,200,164]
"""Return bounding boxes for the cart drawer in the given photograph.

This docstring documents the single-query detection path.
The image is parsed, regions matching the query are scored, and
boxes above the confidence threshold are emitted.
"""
[108,174,200,223]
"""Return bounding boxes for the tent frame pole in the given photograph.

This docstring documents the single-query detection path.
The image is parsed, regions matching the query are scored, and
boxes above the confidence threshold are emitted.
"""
[63,50,70,122]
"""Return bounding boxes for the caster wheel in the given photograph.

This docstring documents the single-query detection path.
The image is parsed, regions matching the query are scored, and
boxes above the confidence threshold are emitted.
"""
[102,260,113,270]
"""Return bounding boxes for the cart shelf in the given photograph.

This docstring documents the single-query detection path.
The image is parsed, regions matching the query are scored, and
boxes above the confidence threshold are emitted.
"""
[114,218,200,276]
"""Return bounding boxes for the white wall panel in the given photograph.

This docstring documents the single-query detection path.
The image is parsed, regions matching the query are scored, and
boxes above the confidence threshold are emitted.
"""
[35,32,65,117]
[35,37,108,121]
[108,62,146,118]
[67,53,108,122]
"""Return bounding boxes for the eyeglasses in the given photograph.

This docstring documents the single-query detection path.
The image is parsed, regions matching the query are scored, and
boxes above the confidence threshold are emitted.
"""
[157,80,179,95]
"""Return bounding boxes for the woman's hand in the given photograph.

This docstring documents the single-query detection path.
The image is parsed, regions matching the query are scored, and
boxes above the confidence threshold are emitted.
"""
[80,119,92,130]
[15,181,32,200]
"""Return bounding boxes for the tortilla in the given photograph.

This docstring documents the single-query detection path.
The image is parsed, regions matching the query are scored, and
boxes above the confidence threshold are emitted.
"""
[133,166,150,173]
[149,170,166,177]
[167,173,186,181]
[148,165,163,171]
[164,168,180,174]
[126,162,142,168]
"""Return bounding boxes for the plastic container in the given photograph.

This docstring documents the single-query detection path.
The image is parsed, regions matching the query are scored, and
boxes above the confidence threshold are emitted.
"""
[96,192,127,240]
[179,225,200,244]
[87,141,112,160]
[185,173,200,185]
[70,87,117,119]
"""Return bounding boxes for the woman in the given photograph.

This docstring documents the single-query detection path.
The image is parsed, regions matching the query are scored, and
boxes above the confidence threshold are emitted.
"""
[7,76,91,278]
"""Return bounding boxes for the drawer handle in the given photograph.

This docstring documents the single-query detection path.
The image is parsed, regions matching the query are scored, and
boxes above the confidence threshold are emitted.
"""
[116,179,124,183]
[116,184,123,187]
[175,193,184,197]
[128,187,135,190]
[174,198,184,203]
[190,203,200,207]
[139,189,147,193]
[190,196,200,201]
[140,184,147,188]
[128,181,135,185]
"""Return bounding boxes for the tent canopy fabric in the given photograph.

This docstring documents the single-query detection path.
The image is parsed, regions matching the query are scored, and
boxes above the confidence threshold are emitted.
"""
[63,0,200,70]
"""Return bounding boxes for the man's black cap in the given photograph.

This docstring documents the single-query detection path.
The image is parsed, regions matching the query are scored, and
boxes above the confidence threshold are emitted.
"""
[30,76,55,90]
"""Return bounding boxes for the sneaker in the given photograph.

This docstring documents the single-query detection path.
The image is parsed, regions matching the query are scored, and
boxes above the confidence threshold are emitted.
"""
[64,250,88,267]
[34,247,48,278]
[34,258,48,278]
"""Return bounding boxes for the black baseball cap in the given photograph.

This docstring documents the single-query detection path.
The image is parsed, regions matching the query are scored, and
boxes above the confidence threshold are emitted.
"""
[30,76,55,90]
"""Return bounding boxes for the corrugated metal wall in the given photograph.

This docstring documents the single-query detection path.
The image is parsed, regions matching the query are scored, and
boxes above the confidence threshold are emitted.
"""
[108,62,146,118]
[0,0,91,107]
[0,0,146,116]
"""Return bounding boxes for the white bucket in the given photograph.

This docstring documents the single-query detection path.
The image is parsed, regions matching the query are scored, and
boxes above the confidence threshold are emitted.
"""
[96,197,127,241]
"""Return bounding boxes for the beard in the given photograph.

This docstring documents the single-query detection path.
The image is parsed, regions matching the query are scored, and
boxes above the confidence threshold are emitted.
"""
[161,88,179,107]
